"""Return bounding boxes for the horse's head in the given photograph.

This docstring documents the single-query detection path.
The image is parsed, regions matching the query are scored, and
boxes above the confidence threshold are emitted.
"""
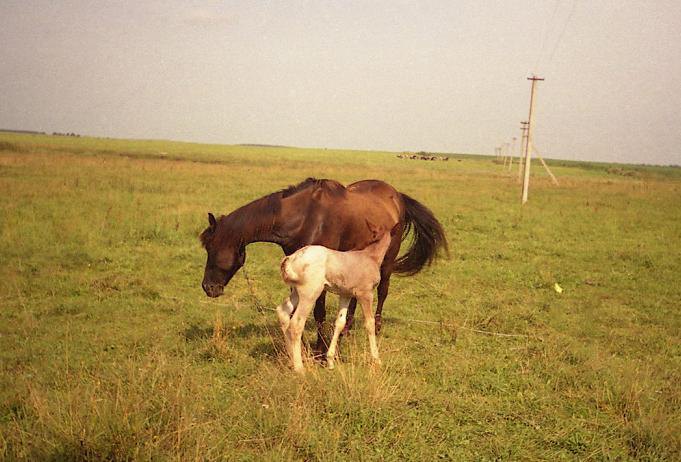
[200,213,245,298]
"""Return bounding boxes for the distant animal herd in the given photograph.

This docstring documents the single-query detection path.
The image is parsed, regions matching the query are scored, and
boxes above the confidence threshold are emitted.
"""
[397,152,450,161]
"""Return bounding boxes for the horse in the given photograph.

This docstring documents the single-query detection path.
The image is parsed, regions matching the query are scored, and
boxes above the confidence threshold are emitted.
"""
[199,177,447,353]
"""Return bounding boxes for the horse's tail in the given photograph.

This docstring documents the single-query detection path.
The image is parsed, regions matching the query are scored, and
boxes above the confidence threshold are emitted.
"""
[280,256,300,284]
[394,193,449,276]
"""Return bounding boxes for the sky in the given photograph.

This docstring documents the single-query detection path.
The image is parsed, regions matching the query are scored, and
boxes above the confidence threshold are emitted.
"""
[1,1,680,165]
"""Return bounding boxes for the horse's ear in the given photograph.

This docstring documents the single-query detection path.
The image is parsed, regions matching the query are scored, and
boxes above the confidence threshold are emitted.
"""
[208,213,217,231]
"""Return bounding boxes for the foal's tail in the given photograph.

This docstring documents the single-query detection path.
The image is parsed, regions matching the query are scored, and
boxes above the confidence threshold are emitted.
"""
[394,193,449,276]
[280,256,300,284]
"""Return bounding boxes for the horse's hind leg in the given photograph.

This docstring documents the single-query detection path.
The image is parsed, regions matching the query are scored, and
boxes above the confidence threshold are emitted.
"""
[313,291,329,358]
[374,271,393,335]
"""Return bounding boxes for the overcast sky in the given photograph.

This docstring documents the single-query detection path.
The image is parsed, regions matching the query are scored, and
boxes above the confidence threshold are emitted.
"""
[1,1,680,165]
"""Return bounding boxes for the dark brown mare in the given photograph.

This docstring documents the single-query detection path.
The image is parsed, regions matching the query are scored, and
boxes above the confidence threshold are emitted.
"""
[200,178,447,352]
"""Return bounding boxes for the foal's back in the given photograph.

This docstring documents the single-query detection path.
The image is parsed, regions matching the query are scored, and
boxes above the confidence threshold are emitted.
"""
[281,244,383,297]
[325,250,381,296]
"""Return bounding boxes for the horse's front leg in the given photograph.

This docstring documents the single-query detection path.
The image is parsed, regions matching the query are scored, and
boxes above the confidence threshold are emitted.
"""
[313,290,329,358]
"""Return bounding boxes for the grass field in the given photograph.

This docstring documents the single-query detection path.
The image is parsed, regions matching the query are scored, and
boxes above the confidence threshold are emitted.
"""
[1,132,680,460]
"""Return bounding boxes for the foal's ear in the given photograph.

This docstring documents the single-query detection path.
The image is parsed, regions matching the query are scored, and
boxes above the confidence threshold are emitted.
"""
[208,212,217,231]
[364,218,380,240]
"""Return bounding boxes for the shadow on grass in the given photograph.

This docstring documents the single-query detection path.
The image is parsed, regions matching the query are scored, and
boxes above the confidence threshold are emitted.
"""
[250,340,279,359]
[182,322,273,342]
[182,321,324,364]
[181,324,213,342]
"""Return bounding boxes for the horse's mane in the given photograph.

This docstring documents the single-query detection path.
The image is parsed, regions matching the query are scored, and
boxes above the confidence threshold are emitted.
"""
[279,177,346,199]
[200,177,346,249]
[199,226,213,248]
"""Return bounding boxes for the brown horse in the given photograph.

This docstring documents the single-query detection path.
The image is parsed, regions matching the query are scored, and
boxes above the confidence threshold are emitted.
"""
[200,178,447,351]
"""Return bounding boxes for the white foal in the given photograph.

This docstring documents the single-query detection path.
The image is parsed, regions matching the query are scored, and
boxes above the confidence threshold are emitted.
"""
[276,224,395,373]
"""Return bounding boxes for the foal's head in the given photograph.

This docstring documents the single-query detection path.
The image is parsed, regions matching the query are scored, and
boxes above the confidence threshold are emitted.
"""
[361,220,400,264]
[199,213,245,297]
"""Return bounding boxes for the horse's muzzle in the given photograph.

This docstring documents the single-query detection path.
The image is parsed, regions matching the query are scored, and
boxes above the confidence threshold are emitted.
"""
[202,283,224,298]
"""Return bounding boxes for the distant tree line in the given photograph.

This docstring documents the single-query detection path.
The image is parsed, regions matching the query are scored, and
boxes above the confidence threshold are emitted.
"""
[0,129,46,135]
[0,129,82,137]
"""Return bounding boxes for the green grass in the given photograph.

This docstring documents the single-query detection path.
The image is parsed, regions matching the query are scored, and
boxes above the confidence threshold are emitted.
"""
[1,132,680,460]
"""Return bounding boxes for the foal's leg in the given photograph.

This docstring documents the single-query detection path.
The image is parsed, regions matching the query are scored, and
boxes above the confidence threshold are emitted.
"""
[287,290,321,373]
[346,274,391,336]
[357,293,380,364]
[326,296,351,370]
[276,289,299,357]
[344,268,395,336]
[341,298,358,336]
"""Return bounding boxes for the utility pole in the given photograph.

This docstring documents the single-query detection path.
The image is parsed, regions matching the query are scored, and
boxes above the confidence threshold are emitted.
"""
[532,145,559,186]
[521,76,544,204]
[518,122,528,183]
[508,137,517,172]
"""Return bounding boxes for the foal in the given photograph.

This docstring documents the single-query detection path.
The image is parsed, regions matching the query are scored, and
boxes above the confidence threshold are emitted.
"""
[276,223,395,372]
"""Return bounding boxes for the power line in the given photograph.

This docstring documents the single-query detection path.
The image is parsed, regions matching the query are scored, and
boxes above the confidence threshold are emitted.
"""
[532,0,578,73]
[546,0,578,65]
[534,0,561,72]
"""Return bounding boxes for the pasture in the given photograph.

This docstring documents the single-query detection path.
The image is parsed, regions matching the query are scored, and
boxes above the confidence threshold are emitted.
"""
[1,132,680,460]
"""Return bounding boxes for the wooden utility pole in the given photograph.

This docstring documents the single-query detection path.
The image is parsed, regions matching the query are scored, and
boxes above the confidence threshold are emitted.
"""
[518,122,528,183]
[508,137,517,171]
[532,145,559,186]
[521,76,544,204]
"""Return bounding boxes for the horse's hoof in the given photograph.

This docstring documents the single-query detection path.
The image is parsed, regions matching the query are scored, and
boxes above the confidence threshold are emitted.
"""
[313,339,329,359]
[311,351,327,364]
[327,360,335,370]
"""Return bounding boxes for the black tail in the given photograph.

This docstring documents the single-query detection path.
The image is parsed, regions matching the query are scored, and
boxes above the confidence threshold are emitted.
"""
[394,193,449,276]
